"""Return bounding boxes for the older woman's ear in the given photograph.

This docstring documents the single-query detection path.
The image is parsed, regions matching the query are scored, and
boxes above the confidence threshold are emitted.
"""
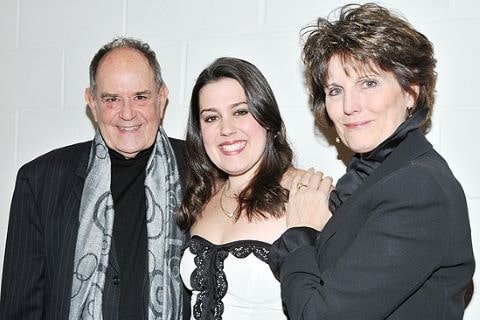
[405,84,420,114]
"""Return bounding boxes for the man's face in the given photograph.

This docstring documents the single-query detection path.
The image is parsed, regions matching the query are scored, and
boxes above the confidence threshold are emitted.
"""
[86,47,168,158]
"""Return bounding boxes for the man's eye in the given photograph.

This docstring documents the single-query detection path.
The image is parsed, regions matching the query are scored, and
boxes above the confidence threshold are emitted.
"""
[102,97,120,104]
[134,95,148,101]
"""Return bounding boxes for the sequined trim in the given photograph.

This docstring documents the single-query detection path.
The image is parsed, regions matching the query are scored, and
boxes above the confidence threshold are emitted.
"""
[188,236,271,320]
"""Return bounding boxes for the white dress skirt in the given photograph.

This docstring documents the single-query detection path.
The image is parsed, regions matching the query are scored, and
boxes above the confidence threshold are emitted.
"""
[180,235,287,320]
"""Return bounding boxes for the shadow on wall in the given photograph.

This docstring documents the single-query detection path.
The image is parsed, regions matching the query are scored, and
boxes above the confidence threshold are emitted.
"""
[465,280,474,309]
[316,124,352,165]
[86,104,95,128]
[313,119,353,166]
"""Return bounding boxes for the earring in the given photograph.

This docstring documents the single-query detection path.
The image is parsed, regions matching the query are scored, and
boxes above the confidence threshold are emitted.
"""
[406,106,413,118]
[335,136,341,143]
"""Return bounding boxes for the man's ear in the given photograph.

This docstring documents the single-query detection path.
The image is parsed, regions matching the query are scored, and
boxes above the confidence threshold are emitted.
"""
[158,85,169,121]
[85,88,98,122]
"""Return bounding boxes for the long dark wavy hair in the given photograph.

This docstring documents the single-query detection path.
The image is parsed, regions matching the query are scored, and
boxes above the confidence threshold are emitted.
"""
[302,3,437,132]
[177,57,293,230]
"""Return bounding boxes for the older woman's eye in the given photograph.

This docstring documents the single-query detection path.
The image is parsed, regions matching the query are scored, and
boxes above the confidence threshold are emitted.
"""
[363,79,378,88]
[327,87,342,96]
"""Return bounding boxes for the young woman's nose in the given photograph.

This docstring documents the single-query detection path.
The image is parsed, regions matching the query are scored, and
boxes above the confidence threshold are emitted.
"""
[220,117,237,136]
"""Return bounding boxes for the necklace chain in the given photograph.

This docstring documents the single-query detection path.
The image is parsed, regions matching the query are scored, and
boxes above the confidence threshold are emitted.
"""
[220,185,237,220]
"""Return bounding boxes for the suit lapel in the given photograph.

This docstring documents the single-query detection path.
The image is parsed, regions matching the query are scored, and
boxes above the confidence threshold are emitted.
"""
[109,239,120,273]
[318,130,433,248]
[73,145,89,200]
[59,142,93,317]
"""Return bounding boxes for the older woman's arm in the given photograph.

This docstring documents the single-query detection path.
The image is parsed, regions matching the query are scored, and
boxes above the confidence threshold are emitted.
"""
[269,163,473,320]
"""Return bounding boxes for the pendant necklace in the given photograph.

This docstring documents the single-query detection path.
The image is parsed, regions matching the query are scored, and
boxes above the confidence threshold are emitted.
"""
[220,185,238,220]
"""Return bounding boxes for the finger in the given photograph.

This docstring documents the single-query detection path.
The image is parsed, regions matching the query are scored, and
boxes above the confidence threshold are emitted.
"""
[319,176,333,194]
[297,168,315,191]
[301,167,315,184]
[292,169,311,192]
[308,171,323,190]
[290,170,304,192]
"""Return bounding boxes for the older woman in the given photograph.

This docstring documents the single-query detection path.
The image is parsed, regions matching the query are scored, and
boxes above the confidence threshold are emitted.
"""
[269,3,475,320]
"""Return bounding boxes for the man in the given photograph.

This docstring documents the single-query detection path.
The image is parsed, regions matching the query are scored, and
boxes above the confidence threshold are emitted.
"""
[0,37,188,319]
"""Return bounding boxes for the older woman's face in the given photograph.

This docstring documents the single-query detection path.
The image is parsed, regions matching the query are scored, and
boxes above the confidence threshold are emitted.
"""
[324,56,416,154]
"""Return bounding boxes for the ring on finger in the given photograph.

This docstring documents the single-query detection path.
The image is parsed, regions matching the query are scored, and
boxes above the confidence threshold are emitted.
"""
[296,182,308,190]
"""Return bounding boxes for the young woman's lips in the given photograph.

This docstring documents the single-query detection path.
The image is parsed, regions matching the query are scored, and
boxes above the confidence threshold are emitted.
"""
[219,141,247,155]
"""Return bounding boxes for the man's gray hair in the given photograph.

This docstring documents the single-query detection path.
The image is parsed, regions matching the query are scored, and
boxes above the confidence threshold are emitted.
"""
[88,37,164,95]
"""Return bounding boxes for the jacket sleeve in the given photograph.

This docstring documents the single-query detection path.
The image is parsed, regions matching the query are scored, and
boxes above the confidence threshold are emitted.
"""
[0,166,46,319]
[269,164,468,320]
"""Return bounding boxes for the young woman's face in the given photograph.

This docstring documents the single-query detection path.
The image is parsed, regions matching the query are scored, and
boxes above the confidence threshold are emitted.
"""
[199,78,267,179]
[325,56,416,154]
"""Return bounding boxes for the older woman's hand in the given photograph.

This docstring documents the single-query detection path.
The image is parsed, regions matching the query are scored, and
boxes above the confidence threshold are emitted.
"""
[286,168,333,231]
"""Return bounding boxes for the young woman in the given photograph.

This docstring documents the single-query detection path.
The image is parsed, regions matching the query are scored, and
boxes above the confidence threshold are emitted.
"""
[177,57,306,319]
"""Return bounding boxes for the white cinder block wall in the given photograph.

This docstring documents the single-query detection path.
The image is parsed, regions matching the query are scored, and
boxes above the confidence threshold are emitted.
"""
[0,0,478,317]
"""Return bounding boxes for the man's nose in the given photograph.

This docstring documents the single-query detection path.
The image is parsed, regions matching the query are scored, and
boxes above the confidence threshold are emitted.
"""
[119,98,135,120]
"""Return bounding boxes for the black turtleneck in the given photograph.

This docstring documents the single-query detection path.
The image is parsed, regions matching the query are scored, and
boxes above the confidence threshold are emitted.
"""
[109,145,154,320]
[329,107,428,212]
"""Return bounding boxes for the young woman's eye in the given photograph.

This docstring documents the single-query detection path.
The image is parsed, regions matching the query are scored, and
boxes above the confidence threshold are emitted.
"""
[234,109,249,116]
[203,115,218,123]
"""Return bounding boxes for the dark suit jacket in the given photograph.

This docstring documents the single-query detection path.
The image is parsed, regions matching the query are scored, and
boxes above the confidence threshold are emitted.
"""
[269,129,475,320]
[0,137,189,320]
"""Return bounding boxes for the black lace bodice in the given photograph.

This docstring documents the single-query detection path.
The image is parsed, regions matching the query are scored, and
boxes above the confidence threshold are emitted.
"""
[185,236,270,320]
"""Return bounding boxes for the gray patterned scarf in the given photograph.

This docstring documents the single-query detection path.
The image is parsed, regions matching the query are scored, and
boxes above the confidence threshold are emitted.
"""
[69,128,184,319]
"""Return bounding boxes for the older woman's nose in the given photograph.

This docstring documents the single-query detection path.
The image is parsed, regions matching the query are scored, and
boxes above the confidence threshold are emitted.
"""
[343,90,361,115]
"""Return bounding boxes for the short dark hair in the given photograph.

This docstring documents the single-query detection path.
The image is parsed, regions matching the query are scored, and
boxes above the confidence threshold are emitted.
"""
[88,37,164,95]
[177,57,293,230]
[302,3,437,132]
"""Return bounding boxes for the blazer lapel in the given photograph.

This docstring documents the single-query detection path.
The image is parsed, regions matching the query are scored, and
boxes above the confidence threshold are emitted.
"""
[318,130,433,249]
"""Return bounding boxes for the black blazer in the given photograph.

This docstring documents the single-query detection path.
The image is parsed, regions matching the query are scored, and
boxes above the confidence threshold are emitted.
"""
[0,137,188,320]
[270,130,475,319]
